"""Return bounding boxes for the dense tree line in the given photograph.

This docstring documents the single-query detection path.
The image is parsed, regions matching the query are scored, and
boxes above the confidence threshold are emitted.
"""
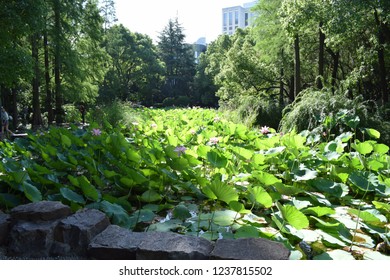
[0,0,205,130]
[0,0,388,137]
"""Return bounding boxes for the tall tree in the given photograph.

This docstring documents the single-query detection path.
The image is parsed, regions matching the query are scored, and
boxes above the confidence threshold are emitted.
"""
[252,0,293,104]
[99,25,164,103]
[158,18,196,102]
[99,0,117,31]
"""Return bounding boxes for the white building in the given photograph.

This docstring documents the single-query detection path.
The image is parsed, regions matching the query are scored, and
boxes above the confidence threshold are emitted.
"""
[222,1,257,35]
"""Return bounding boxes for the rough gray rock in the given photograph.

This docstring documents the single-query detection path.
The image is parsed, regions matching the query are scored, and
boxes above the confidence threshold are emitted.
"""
[8,220,59,258]
[137,231,214,260]
[88,225,144,260]
[211,238,290,260]
[54,208,110,257]
[0,213,10,245]
[10,201,71,221]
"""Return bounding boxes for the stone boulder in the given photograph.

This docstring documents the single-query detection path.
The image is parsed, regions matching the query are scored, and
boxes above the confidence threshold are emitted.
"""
[8,220,59,258]
[0,212,10,245]
[88,225,144,260]
[10,201,71,221]
[7,201,72,258]
[211,238,290,260]
[137,231,213,260]
[53,208,110,257]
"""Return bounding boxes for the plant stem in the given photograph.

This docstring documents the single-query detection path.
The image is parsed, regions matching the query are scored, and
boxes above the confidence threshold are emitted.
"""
[350,180,370,251]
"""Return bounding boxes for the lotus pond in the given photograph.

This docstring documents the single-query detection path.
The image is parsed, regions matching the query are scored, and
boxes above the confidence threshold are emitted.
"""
[0,107,389,260]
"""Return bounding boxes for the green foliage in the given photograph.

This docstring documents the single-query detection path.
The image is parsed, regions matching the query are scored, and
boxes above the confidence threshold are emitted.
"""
[0,107,389,259]
[280,88,390,146]
[100,24,164,104]
[158,18,196,103]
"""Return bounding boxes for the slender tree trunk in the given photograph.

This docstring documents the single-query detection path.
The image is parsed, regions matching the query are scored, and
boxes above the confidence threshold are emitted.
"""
[54,0,63,124]
[317,22,325,89]
[31,33,43,129]
[289,75,295,102]
[44,31,54,124]
[374,9,388,104]
[279,67,285,107]
[11,88,17,129]
[294,34,301,98]
[332,51,339,93]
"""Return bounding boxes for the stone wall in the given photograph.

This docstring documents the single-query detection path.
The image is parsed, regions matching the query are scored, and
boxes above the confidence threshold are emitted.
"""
[0,201,290,260]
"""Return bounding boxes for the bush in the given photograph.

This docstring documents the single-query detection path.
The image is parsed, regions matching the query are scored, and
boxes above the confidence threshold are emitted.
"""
[279,88,390,145]
[89,100,140,130]
[175,96,191,107]
[220,95,283,129]
[162,97,175,107]
[63,104,81,124]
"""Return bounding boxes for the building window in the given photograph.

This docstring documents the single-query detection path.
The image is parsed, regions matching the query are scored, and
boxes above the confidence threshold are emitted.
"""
[223,12,228,27]
[235,10,239,25]
[229,11,233,26]
[245,13,249,26]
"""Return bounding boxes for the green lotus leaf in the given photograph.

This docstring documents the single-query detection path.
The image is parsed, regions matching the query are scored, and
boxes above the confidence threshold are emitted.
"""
[253,171,281,186]
[303,206,335,217]
[61,134,71,148]
[352,141,373,155]
[141,190,162,203]
[234,225,259,238]
[313,249,355,260]
[207,151,228,168]
[60,187,85,204]
[202,179,238,204]
[22,181,42,202]
[276,202,309,230]
[365,128,381,139]
[374,143,389,154]
[248,186,273,208]
[79,176,99,202]
[173,204,192,220]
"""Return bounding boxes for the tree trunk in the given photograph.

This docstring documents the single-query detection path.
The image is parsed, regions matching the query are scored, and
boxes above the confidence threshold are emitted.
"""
[327,49,339,93]
[332,51,339,92]
[317,22,325,89]
[289,75,295,102]
[31,33,43,129]
[294,34,301,98]
[54,0,63,124]
[11,88,17,129]
[44,31,54,124]
[279,67,285,107]
[374,9,388,104]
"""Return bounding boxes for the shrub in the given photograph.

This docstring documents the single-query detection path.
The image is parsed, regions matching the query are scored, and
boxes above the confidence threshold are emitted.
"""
[279,88,390,145]
[89,100,141,130]
[220,95,283,129]
[175,96,191,107]
[162,97,175,107]
[63,104,81,124]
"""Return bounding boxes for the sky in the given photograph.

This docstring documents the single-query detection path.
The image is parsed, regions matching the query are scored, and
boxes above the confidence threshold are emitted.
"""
[114,0,249,44]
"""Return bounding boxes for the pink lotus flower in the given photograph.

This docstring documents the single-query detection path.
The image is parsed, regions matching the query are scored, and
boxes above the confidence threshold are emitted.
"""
[151,123,157,128]
[209,137,219,145]
[174,145,187,157]
[260,126,270,135]
[92,128,101,136]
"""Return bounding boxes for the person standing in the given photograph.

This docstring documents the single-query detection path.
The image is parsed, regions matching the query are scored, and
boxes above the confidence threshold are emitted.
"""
[79,104,86,125]
[1,107,13,139]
